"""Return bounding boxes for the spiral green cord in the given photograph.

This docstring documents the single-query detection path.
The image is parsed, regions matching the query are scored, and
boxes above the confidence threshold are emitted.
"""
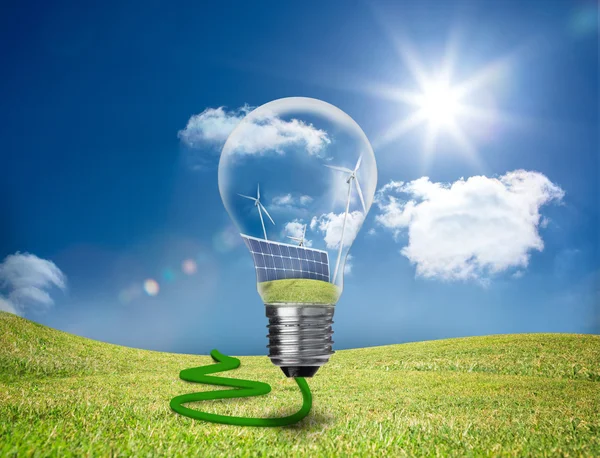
[170,349,312,427]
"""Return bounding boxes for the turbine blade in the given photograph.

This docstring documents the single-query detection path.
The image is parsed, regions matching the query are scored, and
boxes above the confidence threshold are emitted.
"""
[324,164,353,173]
[260,202,275,225]
[238,193,257,201]
[354,154,363,172]
[354,175,367,213]
[257,183,260,200]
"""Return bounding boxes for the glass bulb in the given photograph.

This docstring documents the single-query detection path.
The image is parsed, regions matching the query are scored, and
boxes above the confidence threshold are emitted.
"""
[218,97,377,377]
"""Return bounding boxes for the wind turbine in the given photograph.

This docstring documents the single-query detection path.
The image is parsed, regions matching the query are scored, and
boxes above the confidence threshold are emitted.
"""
[238,183,275,240]
[287,223,307,246]
[324,155,366,284]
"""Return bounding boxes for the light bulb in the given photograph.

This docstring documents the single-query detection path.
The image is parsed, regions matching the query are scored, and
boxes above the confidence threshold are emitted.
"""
[218,97,377,377]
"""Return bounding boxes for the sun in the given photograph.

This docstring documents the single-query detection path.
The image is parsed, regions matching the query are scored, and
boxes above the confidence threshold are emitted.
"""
[367,33,515,169]
[417,80,462,128]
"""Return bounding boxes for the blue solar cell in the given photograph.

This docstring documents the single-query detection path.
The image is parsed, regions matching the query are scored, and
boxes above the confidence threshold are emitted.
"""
[250,239,261,252]
[264,255,274,268]
[241,235,331,285]
[274,256,284,269]
[253,253,265,268]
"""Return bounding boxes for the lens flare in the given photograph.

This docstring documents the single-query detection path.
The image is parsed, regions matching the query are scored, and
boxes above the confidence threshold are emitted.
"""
[182,259,197,275]
[163,268,176,283]
[143,279,160,296]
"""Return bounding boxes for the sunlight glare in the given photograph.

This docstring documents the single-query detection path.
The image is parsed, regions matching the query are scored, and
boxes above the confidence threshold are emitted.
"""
[419,81,460,127]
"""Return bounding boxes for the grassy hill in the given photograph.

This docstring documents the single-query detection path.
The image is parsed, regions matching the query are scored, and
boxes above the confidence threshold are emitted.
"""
[1,311,598,457]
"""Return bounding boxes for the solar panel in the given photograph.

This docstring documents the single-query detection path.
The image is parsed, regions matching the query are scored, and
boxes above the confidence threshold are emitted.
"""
[241,234,330,283]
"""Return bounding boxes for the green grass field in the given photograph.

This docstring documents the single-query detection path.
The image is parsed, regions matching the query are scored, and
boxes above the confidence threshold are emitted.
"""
[259,278,339,304]
[1,311,599,457]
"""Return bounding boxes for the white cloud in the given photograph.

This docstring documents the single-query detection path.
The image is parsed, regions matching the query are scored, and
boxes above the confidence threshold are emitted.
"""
[272,193,314,209]
[311,211,365,249]
[227,110,330,156]
[283,220,312,247]
[375,170,565,281]
[273,194,294,206]
[0,253,67,316]
[178,105,252,148]
[299,195,313,206]
[179,105,331,168]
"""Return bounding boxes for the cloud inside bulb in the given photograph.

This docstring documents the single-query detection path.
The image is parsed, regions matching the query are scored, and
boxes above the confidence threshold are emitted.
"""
[283,220,313,247]
[311,211,365,249]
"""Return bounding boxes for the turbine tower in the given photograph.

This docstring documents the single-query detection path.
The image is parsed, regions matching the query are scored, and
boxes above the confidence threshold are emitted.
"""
[238,183,275,240]
[324,155,366,284]
[287,223,307,246]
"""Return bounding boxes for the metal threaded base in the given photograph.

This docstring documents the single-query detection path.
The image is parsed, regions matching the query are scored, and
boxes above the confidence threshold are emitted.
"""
[266,305,335,378]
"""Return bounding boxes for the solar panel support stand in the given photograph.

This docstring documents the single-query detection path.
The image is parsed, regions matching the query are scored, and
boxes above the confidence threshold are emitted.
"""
[265,304,335,378]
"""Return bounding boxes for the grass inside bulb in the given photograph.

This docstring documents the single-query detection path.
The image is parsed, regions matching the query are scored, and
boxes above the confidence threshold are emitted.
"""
[218,97,377,377]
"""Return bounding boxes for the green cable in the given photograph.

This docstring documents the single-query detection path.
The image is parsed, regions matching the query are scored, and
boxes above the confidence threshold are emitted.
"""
[170,349,312,427]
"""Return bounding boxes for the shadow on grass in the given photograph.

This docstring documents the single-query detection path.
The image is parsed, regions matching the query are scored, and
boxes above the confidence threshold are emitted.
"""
[280,410,336,430]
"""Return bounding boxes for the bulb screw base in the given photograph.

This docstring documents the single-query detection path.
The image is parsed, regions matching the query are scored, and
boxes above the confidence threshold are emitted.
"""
[265,304,335,378]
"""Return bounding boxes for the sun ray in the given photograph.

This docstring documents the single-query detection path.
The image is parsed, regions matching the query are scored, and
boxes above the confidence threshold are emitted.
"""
[390,38,432,92]
[420,122,441,173]
[367,5,432,92]
[438,26,462,83]
[453,55,513,99]
[458,104,538,130]
[355,14,529,172]
[365,83,423,106]
[373,109,428,149]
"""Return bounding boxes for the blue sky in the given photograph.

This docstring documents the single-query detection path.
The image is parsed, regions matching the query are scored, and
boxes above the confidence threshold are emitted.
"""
[1,0,597,355]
